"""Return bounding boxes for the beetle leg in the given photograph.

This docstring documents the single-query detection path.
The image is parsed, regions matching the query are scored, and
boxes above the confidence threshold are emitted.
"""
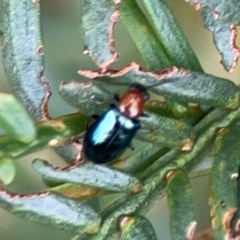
[128,143,135,151]
[91,114,99,120]
[114,93,120,102]
[85,114,99,130]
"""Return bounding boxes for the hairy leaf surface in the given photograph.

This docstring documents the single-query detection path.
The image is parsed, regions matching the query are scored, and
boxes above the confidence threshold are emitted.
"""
[59,80,113,116]
[33,159,142,193]
[167,171,196,240]
[120,215,157,240]
[187,0,240,24]
[119,0,172,71]
[79,63,240,108]
[210,126,240,239]
[201,8,240,72]
[138,112,195,150]
[0,93,36,143]
[0,0,50,121]
[80,0,119,70]
[0,190,101,233]
[142,0,202,72]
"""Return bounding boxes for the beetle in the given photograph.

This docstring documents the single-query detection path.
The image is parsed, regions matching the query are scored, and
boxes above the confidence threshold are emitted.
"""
[83,83,150,164]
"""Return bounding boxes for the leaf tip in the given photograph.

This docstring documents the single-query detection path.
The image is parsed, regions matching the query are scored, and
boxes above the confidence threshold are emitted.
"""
[0,157,16,185]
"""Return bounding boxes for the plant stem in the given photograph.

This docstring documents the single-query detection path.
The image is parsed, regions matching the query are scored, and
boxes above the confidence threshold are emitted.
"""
[88,165,174,240]
[86,106,240,240]
[0,113,87,159]
[143,108,229,176]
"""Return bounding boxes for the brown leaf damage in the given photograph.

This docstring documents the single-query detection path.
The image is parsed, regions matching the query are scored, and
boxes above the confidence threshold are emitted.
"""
[79,62,240,109]
[59,79,113,116]
[0,188,49,200]
[40,76,52,120]
[201,8,240,72]
[79,62,188,81]
[80,0,120,71]
[185,1,240,72]
[0,188,101,233]
[0,0,52,122]
[229,25,240,73]
[185,0,240,25]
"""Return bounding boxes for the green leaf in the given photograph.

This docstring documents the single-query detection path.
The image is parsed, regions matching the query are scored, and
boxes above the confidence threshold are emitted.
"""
[165,100,189,118]
[137,112,195,150]
[80,0,119,70]
[119,0,172,71]
[32,159,142,193]
[112,143,168,174]
[51,183,100,200]
[0,0,50,121]
[0,93,36,143]
[86,106,240,239]
[187,0,240,25]
[167,171,196,240]
[209,126,240,239]
[145,101,181,119]
[0,157,16,185]
[59,80,113,116]
[0,112,87,159]
[145,100,204,125]
[141,0,203,72]
[79,63,240,109]
[0,190,101,234]
[119,215,157,240]
[120,0,189,116]
[105,232,121,240]
[84,165,175,240]
[55,142,82,164]
[201,8,240,73]
[137,107,237,178]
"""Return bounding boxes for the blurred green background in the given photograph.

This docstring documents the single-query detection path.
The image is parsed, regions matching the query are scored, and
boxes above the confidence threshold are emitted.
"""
[0,0,239,239]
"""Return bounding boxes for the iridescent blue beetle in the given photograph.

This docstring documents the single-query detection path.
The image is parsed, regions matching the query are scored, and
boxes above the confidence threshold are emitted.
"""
[83,84,149,164]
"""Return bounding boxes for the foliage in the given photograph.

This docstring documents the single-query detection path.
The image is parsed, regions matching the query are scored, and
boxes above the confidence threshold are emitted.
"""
[0,0,240,239]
